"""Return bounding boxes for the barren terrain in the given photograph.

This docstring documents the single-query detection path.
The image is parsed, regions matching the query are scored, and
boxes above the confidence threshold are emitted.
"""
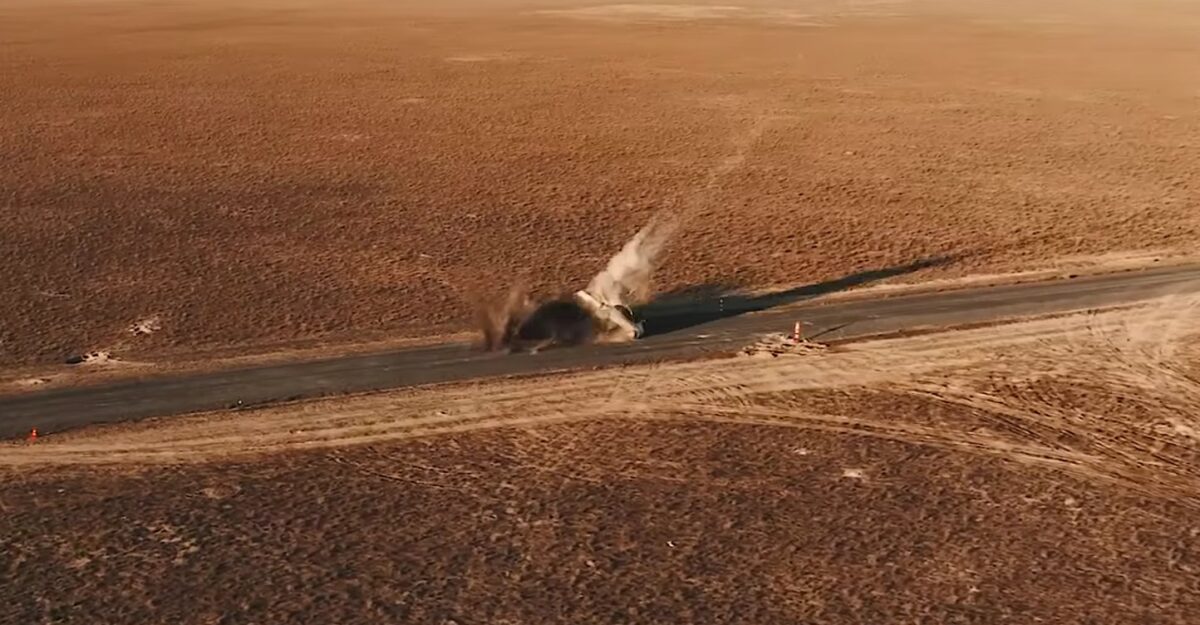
[4,296,1199,623]
[2,0,1199,370]
[4,2,1199,620]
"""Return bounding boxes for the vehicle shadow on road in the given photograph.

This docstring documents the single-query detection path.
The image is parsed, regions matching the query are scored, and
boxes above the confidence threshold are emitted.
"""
[635,256,956,337]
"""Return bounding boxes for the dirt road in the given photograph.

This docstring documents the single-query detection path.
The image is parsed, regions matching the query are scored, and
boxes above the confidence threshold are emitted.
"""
[2,280,1198,624]
[3,263,1198,438]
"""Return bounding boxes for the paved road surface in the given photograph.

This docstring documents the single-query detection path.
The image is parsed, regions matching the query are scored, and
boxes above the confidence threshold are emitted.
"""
[3,265,1198,438]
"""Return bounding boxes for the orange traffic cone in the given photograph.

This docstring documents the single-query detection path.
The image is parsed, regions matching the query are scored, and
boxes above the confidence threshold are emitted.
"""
[791,322,803,342]
[28,428,37,443]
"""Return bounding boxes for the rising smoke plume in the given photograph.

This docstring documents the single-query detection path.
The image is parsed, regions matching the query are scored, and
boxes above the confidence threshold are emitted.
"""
[477,211,678,351]
[584,211,679,308]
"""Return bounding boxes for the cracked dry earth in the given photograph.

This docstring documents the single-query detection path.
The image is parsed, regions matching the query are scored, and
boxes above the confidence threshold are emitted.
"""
[2,297,1200,624]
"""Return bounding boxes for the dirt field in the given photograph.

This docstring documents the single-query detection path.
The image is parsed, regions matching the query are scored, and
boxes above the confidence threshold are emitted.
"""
[3,298,1199,623]
[2,0,1199,370]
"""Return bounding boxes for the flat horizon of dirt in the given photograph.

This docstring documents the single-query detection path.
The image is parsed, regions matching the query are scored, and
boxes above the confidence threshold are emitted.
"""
[3,0,1199,371]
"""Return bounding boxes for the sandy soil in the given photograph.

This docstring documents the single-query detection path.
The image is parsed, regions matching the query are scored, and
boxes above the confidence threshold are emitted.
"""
[2,0,1199,371]
[3,297,1199,623]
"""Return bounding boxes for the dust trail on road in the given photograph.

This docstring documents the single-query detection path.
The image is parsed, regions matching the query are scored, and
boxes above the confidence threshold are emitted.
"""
[479,116,768,347]
[584,115,770,310]
[584,211,679,308]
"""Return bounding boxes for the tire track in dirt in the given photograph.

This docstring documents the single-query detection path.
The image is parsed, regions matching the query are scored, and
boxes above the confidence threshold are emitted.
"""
[3,295,1198,505]
[0,313,1142,459]
[883,293,1200,499]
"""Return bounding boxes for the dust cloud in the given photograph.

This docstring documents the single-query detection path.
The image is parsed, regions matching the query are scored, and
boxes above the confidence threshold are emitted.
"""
[584,211,679,308]
[478,211,678,351]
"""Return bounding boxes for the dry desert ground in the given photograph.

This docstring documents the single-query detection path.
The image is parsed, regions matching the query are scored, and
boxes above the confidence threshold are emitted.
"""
[3,297,1200,623]
[4,1,1200,623]
[2,0,1199,374]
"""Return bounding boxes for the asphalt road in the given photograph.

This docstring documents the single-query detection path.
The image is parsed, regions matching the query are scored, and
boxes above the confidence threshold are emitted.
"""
[3,264,1199,438]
